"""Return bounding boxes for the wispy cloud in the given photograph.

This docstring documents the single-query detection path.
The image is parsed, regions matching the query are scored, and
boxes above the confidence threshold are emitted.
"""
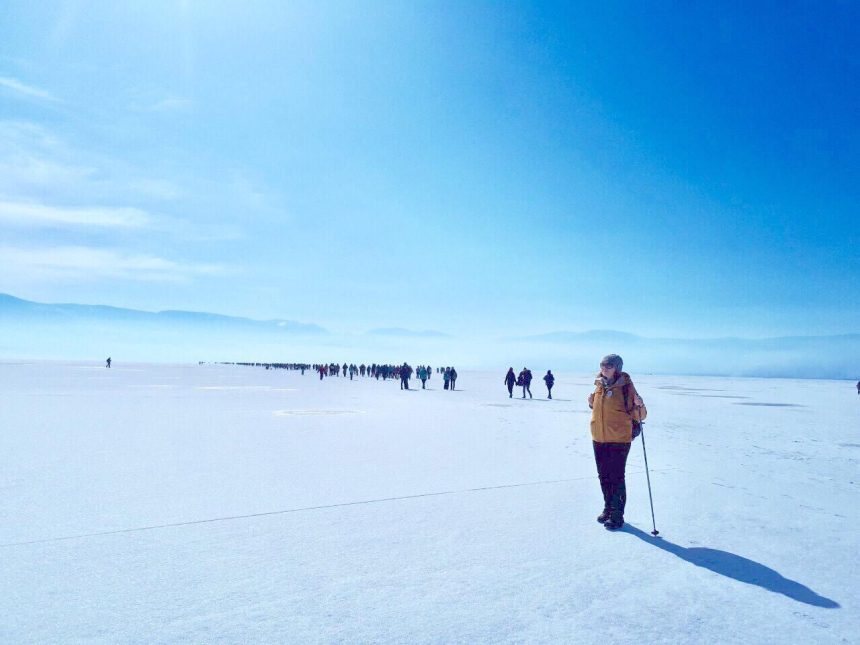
[0,119,270,245]
[0,76,58,103]
[125,86,194,114]
[0,119,181,199]
[146,96,194,113]
[0,200,151,228]
[0,120,60,148]
[0,120,100,198]
[0,246,227,284]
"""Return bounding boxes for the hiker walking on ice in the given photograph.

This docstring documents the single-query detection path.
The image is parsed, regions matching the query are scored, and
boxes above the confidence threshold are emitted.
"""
[519,367,532,399]
[544,369,554,399]
[504,367,516,398]
[400,363,413,390]
[106,357,111,368]
[588,354,646,531]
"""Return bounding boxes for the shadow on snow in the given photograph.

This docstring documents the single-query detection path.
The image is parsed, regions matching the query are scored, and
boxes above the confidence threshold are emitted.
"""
[623,524,839,608]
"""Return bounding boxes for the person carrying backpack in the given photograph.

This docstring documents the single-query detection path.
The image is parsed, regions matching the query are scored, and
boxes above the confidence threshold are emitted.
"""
[519,367,532,399]
[587,354,647,531]
[400,362,413,390]
[543,370,554,399]
[504,367,516,398]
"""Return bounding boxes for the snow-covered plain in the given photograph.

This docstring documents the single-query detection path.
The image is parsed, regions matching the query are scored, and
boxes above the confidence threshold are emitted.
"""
[0,361,856,644]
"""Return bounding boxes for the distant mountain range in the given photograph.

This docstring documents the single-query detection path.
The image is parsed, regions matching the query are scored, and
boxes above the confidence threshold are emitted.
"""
[507,329,860,379]
[0,294,457,363]
[510,329,860,348]
[0,293,328,335]
[1,293,857,377]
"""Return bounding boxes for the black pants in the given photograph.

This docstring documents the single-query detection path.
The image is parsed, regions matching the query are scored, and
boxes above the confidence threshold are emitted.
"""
[522,384,531,398]
[593,441,631,521]
[507,383,514,397]
[421,378,427,389]
[450,379,456,390]
[401,378,409,390]
[546,384,553,399]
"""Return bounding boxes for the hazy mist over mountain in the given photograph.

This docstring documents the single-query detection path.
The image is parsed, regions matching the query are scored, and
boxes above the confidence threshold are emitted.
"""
[1,294,857,379]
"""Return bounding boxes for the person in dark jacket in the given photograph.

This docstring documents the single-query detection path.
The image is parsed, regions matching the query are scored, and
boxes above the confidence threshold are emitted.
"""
[587,354,647,531]
[449,367,458,391]
[400,363,413,390]
[519,367,532,399]
[504,368,516,398]
[543,370,554,399]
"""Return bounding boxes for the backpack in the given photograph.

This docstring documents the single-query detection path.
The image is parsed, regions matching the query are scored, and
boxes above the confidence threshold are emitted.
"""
[622,384,643,439]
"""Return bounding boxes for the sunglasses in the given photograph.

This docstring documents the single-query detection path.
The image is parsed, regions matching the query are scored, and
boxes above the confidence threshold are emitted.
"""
[600,363,616,369]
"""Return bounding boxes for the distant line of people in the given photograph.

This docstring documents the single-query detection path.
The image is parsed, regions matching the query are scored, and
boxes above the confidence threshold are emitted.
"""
[309,362,459,392]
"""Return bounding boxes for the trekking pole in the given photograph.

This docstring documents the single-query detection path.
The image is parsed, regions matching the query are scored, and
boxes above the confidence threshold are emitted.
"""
[639,420,660,536]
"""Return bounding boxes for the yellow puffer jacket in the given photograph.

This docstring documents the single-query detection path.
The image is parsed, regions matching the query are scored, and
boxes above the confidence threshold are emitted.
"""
[589,372,647,443]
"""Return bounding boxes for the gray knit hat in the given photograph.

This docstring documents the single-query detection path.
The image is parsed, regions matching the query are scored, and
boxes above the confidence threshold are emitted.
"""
[600,354,623,371]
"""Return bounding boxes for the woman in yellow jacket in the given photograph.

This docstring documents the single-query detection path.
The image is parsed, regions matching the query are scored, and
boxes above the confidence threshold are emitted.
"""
[587,354,646,530]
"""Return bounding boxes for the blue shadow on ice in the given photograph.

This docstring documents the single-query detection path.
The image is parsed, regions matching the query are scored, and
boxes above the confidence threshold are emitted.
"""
[624,524,839,608]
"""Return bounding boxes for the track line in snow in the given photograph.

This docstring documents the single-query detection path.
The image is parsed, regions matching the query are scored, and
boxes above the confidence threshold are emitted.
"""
[1,468,676,548]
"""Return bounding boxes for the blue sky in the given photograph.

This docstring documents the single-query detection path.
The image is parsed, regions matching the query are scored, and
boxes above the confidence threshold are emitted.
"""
[1,1,857,339]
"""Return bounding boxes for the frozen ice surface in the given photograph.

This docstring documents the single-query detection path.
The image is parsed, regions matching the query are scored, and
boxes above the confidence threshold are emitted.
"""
[0,362,856,643]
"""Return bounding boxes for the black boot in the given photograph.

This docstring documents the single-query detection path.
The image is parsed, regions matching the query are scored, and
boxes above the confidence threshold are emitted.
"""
[604,481,625,530]
[597,509,610,524]
[604,517,624,531]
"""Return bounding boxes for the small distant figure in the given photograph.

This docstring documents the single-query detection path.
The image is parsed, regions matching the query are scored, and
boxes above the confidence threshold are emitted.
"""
[400,362,413,390]
[544,370,554,399]
[418,365,428,389]
[519,367,532,399]
[443,367,451,390]
[449,367,457,391]
[857,380,859,395]
[106,357,111,368]
[504,367,516,398]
